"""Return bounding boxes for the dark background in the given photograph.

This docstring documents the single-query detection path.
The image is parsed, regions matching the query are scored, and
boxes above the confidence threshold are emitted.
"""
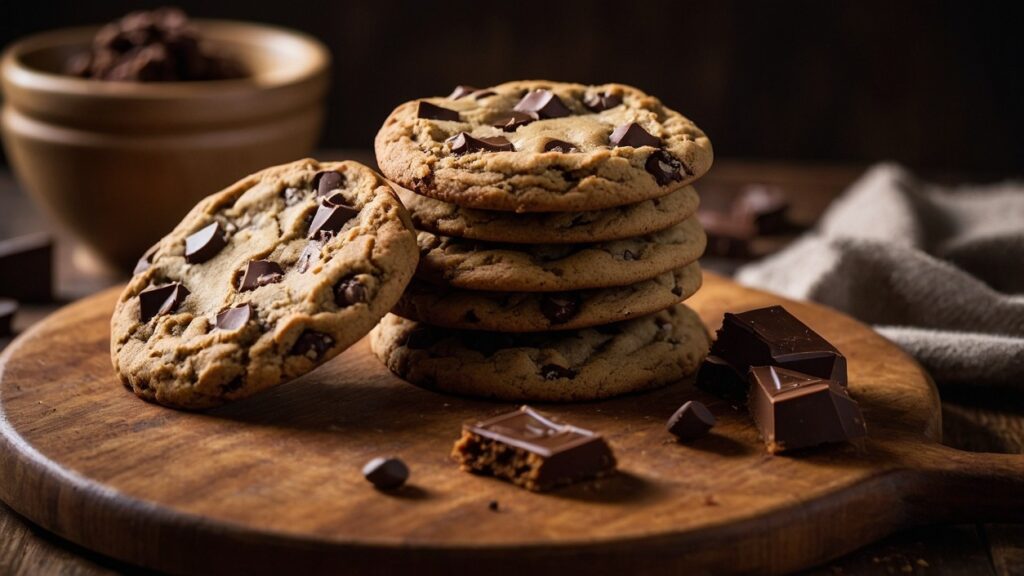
[3,0,1023,176]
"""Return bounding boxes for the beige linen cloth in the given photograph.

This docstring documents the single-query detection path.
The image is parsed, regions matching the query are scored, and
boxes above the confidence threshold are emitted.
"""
[736,164,1024,388]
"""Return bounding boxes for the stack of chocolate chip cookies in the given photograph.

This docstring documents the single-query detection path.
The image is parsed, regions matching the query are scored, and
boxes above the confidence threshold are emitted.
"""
[371,81,714,402]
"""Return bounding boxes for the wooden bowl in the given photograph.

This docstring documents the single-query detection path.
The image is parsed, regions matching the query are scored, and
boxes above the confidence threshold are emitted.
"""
[0,21,330,270]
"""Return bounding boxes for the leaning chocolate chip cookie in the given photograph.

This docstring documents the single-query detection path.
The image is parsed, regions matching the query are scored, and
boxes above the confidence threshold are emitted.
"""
[375,80,713,212]
[370,303,710,402]
[111,159,418,409]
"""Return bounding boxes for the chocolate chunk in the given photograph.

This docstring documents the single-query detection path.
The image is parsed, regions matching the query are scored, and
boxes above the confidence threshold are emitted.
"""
[0,233,53,303]
[749,366,866,453]
[312,171,345,196]
[417,101,461,122]
[541,364,577,380]
[447,132,514,155]
[0,299,17,337]
[296,239,323,274]
[448,85,478,99]
[488,500,500,512]
[335,276,368,307]
[667,400,716,441]
[451,406,617,491]
[291,330,334,360]
[540,294,580,325]
[645,150,685,185]
[696,355,749,405]
[583,92,623,112]
[609,122,661,148]
[543,139,577,153]
[238,260,284,291]
[308,193,359,239]
[492,111,534,132]
[362,457,409,490]
[133,243,159,276]
[184,222,227,264]
[698,184,790,254]
[138,282,189,322]
[513,89,572,119]
[622,249,637,261]
[215,303,253,331]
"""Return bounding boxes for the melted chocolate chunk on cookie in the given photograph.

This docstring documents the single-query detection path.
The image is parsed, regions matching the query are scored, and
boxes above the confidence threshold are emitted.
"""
[541,364,577,380]
[513,89,572,119]
[139,282,189,322]
[417,101,461,122]
[313,171,346,196]
[447,132,514,155]
[291,330,334,360]
[308,193,359,238]
[610,123,661,148]
[622,249,638,261]
[540,294,581,325]
[238,260,284,291]
[133,243,159,275]
[645,150,685,185]
[335,275,368,307]
[583,92,623,112]
[543,139,577,153]
[492,111,534,132]
[184,222,227,264]
[215,303,253,331]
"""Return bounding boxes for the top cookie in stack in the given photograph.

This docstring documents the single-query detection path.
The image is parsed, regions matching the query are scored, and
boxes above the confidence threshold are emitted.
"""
[371,80,714,402]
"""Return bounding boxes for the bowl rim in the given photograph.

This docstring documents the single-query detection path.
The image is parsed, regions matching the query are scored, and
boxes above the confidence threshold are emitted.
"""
[1,19,331,99]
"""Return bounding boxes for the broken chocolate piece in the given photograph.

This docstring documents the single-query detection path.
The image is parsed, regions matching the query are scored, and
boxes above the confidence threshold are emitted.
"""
[513,89,571,119]
[698,184,791,257]
[540,293,580,325]
[645,150,685,185]
[133,243,159,276]
[184,222,227,264]
[748,365,866,453]
[308,193,359,238]
[0,298,16,337]
[291,330,334,360]
[215,303,253,331]
[238,260,284,291]
[492,111,534,132]
[296,238,323,273]
[417,101,461,122]
[313,171,345,196]
[543,139,577,153]
[335,275,368,307]
[696,354,749,405]
[139,282,189,322]
[362,457,409,490]
[452,406,616,491]
[583,92,623,112]
[447,132,514,155]
[609,122,661,148]
[667,400,716,441]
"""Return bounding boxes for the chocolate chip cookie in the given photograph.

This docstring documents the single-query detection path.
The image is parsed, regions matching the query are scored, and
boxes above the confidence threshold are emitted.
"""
[395,261,702,332]
[375,80,713,212]
[415,216,705,292]
[111,159,419,409]
[370,303,710,402]
[395,183,699,244]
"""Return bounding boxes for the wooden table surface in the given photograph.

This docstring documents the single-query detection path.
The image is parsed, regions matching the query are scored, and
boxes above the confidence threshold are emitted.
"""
[0,155,1021,575]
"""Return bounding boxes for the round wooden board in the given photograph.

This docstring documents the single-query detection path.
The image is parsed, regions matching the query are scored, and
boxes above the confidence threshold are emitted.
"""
[0,272,1021,576]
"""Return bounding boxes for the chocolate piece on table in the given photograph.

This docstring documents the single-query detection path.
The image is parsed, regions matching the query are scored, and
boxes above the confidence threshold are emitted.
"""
[215,303,253,331]
[543,139,577,153]
[748,365,866,453]
[492,111,534,132]
[583,92,623,112]
[447,132,514,155]
[698,184,791,257]
[313,170,345,196]
[417,101,461,122]
[0,298,16,337]
[513,89,572,119]
[645,150,685,185]
[139,282,189,322]
[238,260,284,291]
[667,400,716,441]
[308,193,359,238]
[0,233,53,303]
[609,122,661,148]
[290,330,334,360]
[539,293,580,324]
[451,406,616,492]
[184,222,227,264]
[735,185,790,235]
[362,457,409,490]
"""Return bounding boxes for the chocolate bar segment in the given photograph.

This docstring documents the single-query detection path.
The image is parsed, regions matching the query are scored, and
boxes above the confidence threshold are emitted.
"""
[452,406,616,491]
[749,366,866,453]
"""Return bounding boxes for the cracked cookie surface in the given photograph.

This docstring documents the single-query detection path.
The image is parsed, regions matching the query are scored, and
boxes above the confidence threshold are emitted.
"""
[370,303,710,402]
[375,80,713,212]
[110,159,419,409]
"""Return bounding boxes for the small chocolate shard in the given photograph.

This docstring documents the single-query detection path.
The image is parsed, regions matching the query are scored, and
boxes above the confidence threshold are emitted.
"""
[540,294,580,325]
[134,243,159,275]
[296,239,323,273]
[513,89,572,119]
[362,457,409,490]
[541,364,577,380]
[308,193,359,239]
[447,132,514,155]
[417,101,461,121]
[313,171,345,197]
[335,275,368,307]
[543,139,577,153]
[291,330,334,360]
[448,85,478,99]
[184,222,227,264]
[645,150,685,185]
[215,303,253,331]
[583,92,623,112]
[609,122,661,148]
[139,282,189,322]
[492,111,534,132]
[667,400,716,441]
[238,260,284,291]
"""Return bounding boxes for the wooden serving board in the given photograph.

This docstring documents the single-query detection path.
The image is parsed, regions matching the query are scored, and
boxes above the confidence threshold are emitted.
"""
[0,272,1021,575]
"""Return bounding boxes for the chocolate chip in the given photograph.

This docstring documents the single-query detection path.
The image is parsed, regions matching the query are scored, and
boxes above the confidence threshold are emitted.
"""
[213,303,251,331]
[543,139,577,153]
[133,243,159,275]
[513,89,571,119]
[541,364,577,380]
[447,132,514,155]
[296,239,322,273]
[417,101,460,121]
[448,85,478,99]
[666,400,716,441]
[583,92,623,112]
[492,111,534,132]
[184,222,227,264]
[488,500,500,512]
[313,171,345,196]
[308,193,359,239]
[645,150,685,185]
[671,285,684,297]
[540,294,580,325]
[0,299,17,337]
[609,123,661,148]
[335,276,368,307]
[362,457,409,490]
[238,260,284,291]
[139,282,189,322]
[623,249,637,261]
[291,330,334,360]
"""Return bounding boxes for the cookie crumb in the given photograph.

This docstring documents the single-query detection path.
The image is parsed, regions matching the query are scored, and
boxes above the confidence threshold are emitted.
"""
[488,500,500,512]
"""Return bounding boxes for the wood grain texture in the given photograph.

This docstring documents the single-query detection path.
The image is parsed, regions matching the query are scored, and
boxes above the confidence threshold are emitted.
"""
[0,272,1021,576]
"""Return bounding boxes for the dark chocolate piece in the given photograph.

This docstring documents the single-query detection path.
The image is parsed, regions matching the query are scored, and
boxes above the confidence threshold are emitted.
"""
[448,85,478,99]
[215,303,253,331]
[335,276,368,307]
[513,89,571,119]
[313,171,345,196]
[417,101,461,122]
[696,354,749,405]
[451,406,616,492]
[134,243,159,276]
[238,260,284,291]
[0,298,16,337]
[645,150,685,185]
[609,122,661,148]
[666,400,716,441]
[488,500,500,512]
[541,364,577,380]
[184,222,227,264]
[362,457,409,490]
[492,111,534,132]
[296,238,323,273]
[583,92,623,112]
[308,193,359,239]
[447,132,514,155]
[139,282,189,322]
[748,365,866,453]
[291,330,334,360]
[697,184,790,257]
[543,139,577,153]
[540,293,580,325]
[0,233,53,303]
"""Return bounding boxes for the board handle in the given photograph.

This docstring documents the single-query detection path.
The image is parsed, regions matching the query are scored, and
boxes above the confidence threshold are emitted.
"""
[903,443,1024,523]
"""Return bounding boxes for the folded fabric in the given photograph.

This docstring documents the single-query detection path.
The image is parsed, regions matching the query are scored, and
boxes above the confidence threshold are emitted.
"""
[736,163,1024,388]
